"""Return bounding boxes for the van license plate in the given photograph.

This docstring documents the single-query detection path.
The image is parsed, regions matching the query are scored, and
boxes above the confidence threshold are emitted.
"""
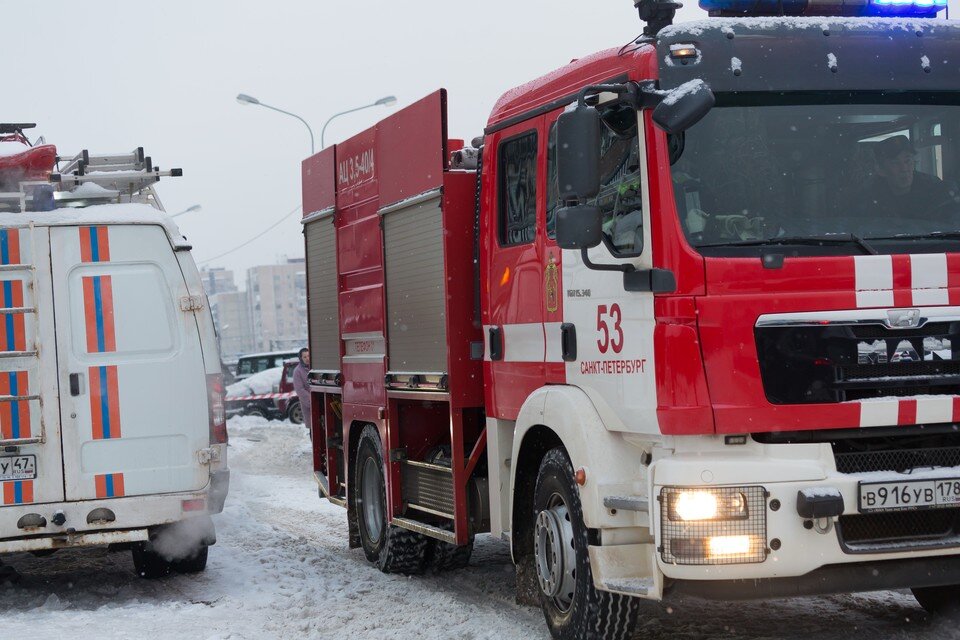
[0,455,37,481]
[859,478,960,513]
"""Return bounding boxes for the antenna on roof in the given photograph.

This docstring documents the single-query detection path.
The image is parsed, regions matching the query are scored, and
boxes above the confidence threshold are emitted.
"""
[633,0,682,38]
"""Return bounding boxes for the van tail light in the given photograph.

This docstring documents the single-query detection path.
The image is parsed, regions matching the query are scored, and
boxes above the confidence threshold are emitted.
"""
[207,373,228,444]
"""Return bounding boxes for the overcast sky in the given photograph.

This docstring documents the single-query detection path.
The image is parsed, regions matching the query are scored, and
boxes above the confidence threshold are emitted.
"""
[3,0,955,283]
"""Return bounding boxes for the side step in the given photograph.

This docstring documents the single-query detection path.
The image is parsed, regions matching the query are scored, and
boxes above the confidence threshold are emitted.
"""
[392,517,456,544]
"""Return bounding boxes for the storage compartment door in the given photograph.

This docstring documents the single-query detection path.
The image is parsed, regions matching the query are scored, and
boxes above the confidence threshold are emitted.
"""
[383,194,447,374]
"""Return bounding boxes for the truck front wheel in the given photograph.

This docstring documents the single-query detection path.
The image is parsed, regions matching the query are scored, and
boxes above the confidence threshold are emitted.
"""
[533,447,639,640]
[354,424,430,574]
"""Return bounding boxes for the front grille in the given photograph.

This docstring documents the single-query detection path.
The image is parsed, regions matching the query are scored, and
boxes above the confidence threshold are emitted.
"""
[840,361,960,382]
[835,446,960,474]
[838,508,960,552]
[756,321,960,404]
[851,322,952,340]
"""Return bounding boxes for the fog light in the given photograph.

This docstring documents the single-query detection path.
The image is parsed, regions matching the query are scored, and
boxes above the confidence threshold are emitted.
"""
[708,535,751,557]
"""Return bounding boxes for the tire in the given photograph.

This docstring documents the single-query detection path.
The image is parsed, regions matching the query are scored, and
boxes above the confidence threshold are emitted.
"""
[429,538,473,572]
[913,585,960,615]
[171,546,208,574]
[533,447,639,640]
[132,544,172,579]
[244,405,266,419]
[354,424,430,574]
[288,400,303,425]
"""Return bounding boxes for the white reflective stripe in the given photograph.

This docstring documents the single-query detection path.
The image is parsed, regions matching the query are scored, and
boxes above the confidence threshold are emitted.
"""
[859,399,899,427]
[912,288,950,306]
[502,323,545,362]
[855,255,893,308]
[911,253,948,290]
[911,253,949,306]
[915,396,955,425]
[544,322,564,363]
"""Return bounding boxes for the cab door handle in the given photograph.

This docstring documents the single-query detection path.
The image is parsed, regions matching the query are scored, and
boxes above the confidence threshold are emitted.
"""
[489,326,504,361]
[561,323,577,362]
[69,373,84,396]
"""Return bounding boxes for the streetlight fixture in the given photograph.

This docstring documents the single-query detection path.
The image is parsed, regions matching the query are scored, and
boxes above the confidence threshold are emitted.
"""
[320,96,398,149]
[236,93,316,154]
[172,204,202,218]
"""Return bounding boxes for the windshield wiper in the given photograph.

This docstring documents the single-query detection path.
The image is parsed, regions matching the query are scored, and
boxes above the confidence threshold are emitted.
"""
[865,231,960,242]
[697,234,878,254]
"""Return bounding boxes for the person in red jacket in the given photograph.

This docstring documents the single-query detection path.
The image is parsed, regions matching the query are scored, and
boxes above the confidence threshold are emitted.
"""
[293,348,311,428]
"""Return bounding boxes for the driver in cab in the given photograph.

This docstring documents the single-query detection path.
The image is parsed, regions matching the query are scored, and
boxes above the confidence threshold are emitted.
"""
[863,135,957,221]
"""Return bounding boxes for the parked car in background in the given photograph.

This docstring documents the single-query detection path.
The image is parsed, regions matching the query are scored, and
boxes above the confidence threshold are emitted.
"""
[225,360,303,424]
[275,359,303,425]
[233,350,299,381]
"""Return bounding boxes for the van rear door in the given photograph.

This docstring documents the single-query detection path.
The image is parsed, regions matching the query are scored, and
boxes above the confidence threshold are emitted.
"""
[51,224,209,500]
[0,227,64,506]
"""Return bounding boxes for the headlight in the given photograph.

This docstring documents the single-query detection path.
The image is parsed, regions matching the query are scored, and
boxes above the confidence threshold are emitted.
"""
[659,486,767,565]
[669,490,748,522]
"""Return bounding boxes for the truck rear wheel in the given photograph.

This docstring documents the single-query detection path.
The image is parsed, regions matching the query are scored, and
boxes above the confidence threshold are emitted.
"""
[913,585,960,615]
[354,424,430,574]
[533,447,639,640]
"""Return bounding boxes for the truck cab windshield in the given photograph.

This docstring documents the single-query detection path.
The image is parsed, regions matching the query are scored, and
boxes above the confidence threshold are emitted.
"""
[671,95,960,256]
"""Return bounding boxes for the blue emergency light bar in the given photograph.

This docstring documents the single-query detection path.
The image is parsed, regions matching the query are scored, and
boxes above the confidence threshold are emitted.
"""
[699,0,946,17]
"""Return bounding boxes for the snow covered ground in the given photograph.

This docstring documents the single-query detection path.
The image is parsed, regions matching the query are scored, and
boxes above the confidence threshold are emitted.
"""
[0,416,958,639]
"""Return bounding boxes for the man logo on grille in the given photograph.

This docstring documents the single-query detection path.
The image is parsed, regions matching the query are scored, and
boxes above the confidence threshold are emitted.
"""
[885,308,921,329]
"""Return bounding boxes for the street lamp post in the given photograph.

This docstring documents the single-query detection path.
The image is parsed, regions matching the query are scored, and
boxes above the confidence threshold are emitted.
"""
[320,96,398,149]
[236,93,316,155]
[172,204,202,218]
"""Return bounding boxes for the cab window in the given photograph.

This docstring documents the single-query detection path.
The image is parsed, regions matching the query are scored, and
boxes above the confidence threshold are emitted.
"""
[547,108,643,255]
[498,131,538,246]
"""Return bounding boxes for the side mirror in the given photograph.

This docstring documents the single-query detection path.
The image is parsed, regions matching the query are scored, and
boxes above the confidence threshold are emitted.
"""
[652,81,715,135]
[557,105,601,200]
[556,205,603,250]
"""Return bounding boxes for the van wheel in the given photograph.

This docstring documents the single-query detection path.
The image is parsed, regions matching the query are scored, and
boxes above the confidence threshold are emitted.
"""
[288,400,303,425]
[533,448,639,640]
[354,425,430,574]
[913,585,960,615]
[132,544,172,579]
[171,546,208,574]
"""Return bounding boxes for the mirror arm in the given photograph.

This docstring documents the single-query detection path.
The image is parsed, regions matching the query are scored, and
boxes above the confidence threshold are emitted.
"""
[580,249,676,293]
[575,82,641,109]
[581,247,635,274]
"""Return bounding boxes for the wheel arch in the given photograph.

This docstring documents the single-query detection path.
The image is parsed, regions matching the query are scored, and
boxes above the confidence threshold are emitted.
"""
[509,385,651,560]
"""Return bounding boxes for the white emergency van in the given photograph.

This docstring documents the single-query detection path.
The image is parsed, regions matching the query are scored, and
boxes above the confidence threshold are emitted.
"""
[0,133,228,578]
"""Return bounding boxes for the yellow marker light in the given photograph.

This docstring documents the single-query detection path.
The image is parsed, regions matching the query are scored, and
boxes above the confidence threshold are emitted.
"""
[673,491,718,521]
[707,535,752,557]
[500,266,511,286]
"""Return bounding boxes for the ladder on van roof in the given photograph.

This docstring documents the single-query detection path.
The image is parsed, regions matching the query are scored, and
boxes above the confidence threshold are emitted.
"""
[0,146,182,213]
[0,225,44,446]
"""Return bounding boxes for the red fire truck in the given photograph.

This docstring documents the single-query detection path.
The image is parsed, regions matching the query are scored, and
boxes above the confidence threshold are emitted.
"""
[302,0,960,637]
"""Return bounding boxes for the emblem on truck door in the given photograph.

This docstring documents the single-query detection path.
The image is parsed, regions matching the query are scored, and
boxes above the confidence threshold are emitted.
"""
[545,259,559,313]
[885,308,922,329]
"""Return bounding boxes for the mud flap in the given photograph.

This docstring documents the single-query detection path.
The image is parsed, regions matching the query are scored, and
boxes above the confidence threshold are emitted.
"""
[515,556,540,606]
[588,542,663,600]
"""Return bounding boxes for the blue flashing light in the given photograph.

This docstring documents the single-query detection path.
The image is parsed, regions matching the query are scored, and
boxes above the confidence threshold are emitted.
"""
[698,0,947,16]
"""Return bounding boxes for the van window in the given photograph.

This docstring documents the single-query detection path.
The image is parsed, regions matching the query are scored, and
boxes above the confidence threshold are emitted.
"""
[498,131,538,246]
